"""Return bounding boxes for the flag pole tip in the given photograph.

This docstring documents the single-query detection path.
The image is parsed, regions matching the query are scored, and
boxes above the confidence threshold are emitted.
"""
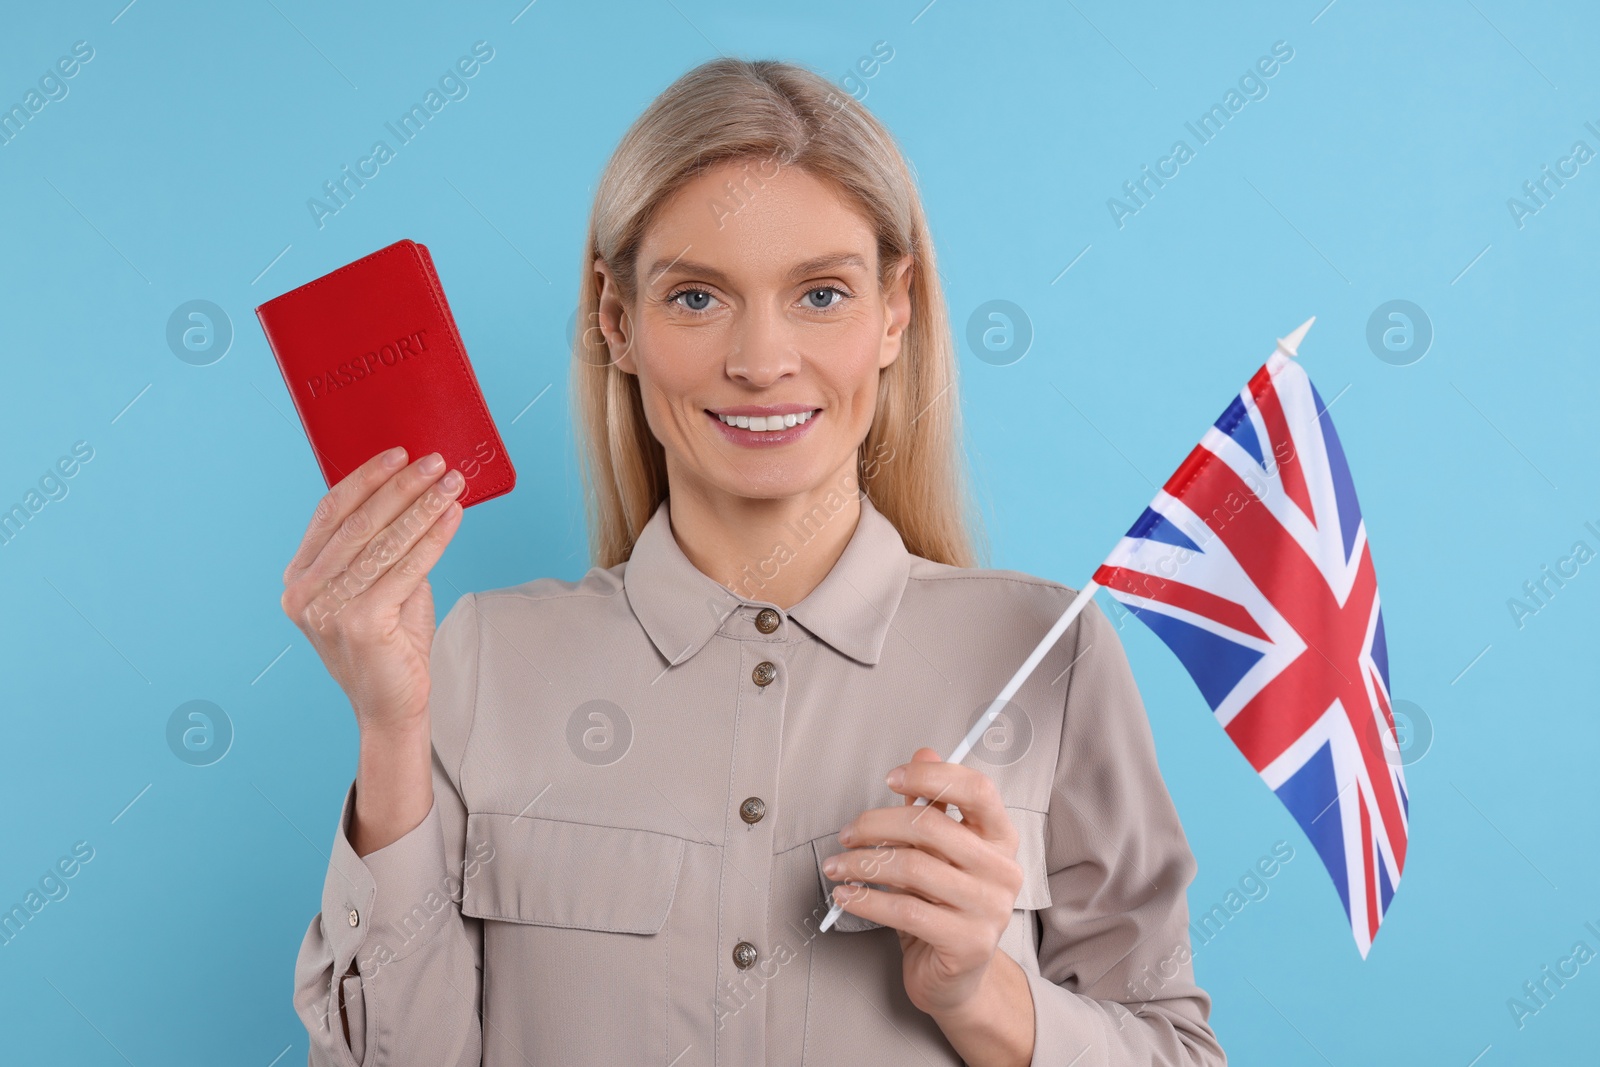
[1277,316,1315,358]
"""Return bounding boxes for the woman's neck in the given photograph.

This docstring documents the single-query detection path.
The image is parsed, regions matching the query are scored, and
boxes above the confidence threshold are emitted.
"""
[664,479,864,611]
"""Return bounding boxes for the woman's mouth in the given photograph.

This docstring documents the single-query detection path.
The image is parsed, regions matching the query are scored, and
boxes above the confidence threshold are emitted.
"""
[705,407,822,446]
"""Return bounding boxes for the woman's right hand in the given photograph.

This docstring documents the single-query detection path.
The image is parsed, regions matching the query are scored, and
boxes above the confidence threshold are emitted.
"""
[279,445,466,853]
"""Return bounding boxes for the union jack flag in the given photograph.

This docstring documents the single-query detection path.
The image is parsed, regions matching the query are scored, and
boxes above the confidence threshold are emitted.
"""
[1091,338,1406,958]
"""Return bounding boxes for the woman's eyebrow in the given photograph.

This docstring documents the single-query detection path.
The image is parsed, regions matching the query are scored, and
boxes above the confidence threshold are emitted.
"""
[644,252,868,287]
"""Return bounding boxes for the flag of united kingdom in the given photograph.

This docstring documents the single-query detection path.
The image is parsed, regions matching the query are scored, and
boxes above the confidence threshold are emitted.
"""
[1092,343,1406,958]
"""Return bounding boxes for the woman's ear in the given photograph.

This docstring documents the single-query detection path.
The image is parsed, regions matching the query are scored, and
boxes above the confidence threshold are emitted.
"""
[592,256,636,373]
[879,254,914,370]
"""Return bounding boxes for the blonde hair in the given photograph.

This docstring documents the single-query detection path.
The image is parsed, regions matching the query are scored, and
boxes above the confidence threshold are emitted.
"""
[572,57,988,572]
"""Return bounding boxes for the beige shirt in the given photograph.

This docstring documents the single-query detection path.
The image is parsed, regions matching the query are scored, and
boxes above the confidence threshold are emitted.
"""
[294,493,1226,1066]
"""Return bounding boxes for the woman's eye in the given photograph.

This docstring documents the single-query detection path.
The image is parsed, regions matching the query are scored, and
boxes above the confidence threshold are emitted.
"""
[804,286,847,310]
[668,288,717,313]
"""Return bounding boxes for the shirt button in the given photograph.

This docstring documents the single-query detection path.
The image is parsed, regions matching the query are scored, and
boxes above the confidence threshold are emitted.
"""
[754,608,780,634]
[752,661,777,687]
[739,797,766,824]
[733,941,759,969]
[348,909,359,927]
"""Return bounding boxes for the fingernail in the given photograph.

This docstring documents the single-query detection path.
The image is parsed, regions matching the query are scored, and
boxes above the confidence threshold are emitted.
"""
[442,469,464,491]
[823,856,840,877]
[420,452,445,474]
[383,446,407,468]
[885,767,904,790]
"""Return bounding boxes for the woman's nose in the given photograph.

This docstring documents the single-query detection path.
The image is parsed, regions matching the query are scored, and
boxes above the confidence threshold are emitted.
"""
[724,307,802,386]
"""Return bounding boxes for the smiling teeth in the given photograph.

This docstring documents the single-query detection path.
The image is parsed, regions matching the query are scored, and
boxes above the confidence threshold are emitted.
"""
[715,410,817,431]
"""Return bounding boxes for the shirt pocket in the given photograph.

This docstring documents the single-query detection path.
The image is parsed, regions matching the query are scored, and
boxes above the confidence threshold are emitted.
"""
[462,812,687,1063]
[810,807,1053,935]
[463,812,685,931]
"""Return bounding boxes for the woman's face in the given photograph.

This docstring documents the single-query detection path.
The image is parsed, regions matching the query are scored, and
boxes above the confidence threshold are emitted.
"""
[596,159,912,508]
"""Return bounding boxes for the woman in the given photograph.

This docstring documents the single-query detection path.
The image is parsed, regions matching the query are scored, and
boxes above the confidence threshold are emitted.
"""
[285,58,1225,1067]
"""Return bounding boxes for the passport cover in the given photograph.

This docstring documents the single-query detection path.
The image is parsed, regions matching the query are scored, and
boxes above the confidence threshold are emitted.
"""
[254,238,515,507]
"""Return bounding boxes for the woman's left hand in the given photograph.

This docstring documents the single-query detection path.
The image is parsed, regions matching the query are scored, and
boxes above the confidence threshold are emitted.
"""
[829,747,1025,1017]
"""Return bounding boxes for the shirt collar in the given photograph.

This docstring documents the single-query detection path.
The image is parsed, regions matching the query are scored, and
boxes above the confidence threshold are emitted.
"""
[622,493,911,668]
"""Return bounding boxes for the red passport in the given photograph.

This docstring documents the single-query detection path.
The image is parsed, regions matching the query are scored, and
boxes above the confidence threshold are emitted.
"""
[255,238,515,507]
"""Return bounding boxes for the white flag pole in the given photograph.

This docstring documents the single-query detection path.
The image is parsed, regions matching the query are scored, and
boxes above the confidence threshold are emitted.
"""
[818,579,1102,932]
[820,317,1316,934]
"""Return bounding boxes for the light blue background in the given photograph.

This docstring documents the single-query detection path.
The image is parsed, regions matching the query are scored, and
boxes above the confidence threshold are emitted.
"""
[2,1,1595,1063]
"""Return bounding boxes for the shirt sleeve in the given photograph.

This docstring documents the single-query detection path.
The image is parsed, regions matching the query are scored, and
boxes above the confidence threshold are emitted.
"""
[1024,597,1227,1067]
[292,592,486,1067]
